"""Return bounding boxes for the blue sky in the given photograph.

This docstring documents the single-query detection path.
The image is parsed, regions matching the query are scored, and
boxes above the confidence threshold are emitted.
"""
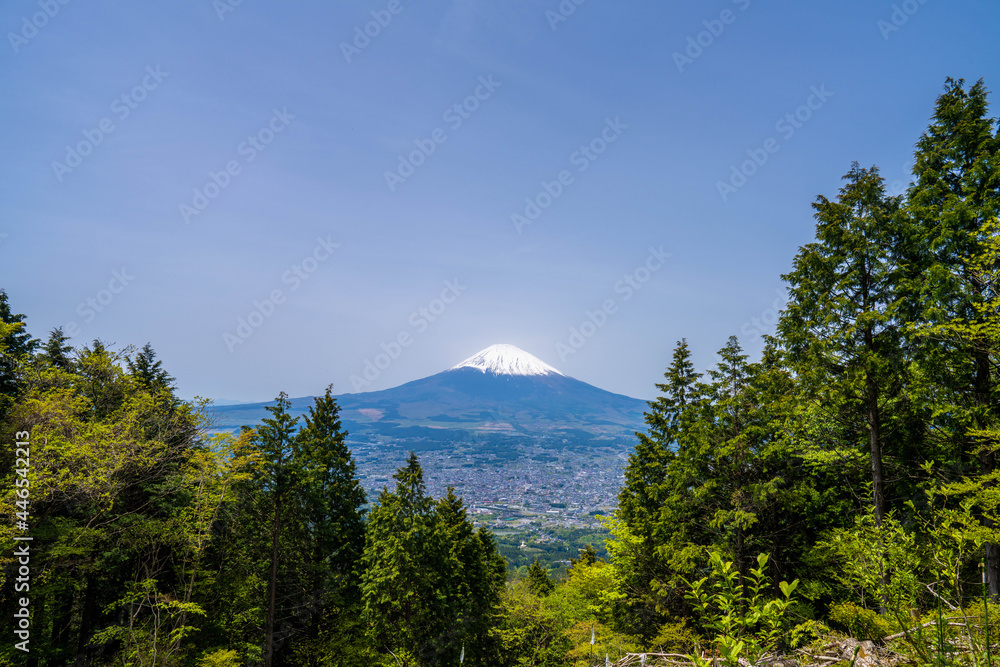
[2,0,998,402]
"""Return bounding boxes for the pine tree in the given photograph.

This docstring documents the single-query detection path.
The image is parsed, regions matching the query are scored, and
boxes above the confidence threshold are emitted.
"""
[691,336,759,576]
[900,77,1000,595]
[613,340,702,640]
[39,326,73,369]
[430,487,506,666]
[257,392,300,667]
[0,289,37,407]
[570,544,599,569]
[127,342,176,393]
[778,162,908,527]
[293,386,367,655]
[610,336,811,639]
[526,558,555,597]
[619,339,701,533]
[360,454,505,666]
[360,453,438,666]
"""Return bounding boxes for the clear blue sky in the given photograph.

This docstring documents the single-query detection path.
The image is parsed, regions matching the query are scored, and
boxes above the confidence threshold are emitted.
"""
[2,0,998,402]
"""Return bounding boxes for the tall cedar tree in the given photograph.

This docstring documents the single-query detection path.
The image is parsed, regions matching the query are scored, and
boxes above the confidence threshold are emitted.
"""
[611,338,805,640]
[778,163,909,528]
[128,342,177,393]
[527,558,555,597]
[257,392,300,667]
[432,487,507,665]
[361,453,438,665]
[685,337,772,578]
[293,386,367,654]
[615,339,701,639]
[0,290,37,410]
[39,326,73,370]
[901,77,1000,595]
[360,453,506,667]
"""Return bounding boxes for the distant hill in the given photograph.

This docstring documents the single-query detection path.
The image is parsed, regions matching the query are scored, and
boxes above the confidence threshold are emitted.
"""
[210,344,648,450]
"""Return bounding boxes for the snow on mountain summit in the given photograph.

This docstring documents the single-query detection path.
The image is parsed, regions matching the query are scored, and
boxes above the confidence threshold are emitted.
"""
[452,344,564,377]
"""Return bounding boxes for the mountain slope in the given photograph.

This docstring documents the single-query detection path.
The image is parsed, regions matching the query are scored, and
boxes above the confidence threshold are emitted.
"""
[212,344,648,448]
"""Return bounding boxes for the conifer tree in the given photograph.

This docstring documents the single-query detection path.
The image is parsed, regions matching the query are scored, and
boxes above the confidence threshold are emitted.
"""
[0,290,36,407]
[570,544,599,569]
[619,340,701,533]
[431,487,506,665]
[527,558,555,597]
[360,454,505,666]
[257,392,300,667]
[360,453,438,665]
[293,386,367,654]
[39,326,73,369]
[778,162,908,527]
[900,77,1000,594]
[614,339,702,639]
[127,342,176,393]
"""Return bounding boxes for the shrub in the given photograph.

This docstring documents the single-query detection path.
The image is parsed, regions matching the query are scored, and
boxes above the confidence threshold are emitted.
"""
[829,602,892,641]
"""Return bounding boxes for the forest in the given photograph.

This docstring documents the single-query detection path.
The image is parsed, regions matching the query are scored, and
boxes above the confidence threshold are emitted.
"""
[2,76,1000,666]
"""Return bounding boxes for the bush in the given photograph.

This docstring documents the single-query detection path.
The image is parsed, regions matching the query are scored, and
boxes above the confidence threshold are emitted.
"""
[829,602,892,641]
[651,619,698,654]
[198,649,242,667]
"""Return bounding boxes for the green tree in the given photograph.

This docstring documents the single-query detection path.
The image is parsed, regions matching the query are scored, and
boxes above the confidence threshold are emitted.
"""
[360,453,506,666]
[495,580,572,667]
[0,289,37,412]
[431,487,506,666]
[128,342,177,393]
[39,325,73,369]
[0,340,201,665]
[610,336,816,640]
[778,162,908,528]
[293,385,368,663]
[257,392,301,667]
[900,77,1000,595]
[614,340,702,639]
[619,340,700,533]
[360,453,438,665]
[570,544,599,569]
[527,558,556,597]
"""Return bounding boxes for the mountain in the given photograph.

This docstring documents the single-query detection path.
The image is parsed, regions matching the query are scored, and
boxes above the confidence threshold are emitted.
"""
[211,344,649,450]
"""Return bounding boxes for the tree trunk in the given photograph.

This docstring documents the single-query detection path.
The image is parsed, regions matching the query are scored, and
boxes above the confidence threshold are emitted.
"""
[265,494,282,667]
[973,348,1000,599]
[50,582,75,661]
[74,576,97,667]
[868,393,886,527]
[865,328,889,613]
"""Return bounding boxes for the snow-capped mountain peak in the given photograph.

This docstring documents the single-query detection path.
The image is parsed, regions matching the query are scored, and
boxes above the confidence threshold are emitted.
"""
[452,344,564,377]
